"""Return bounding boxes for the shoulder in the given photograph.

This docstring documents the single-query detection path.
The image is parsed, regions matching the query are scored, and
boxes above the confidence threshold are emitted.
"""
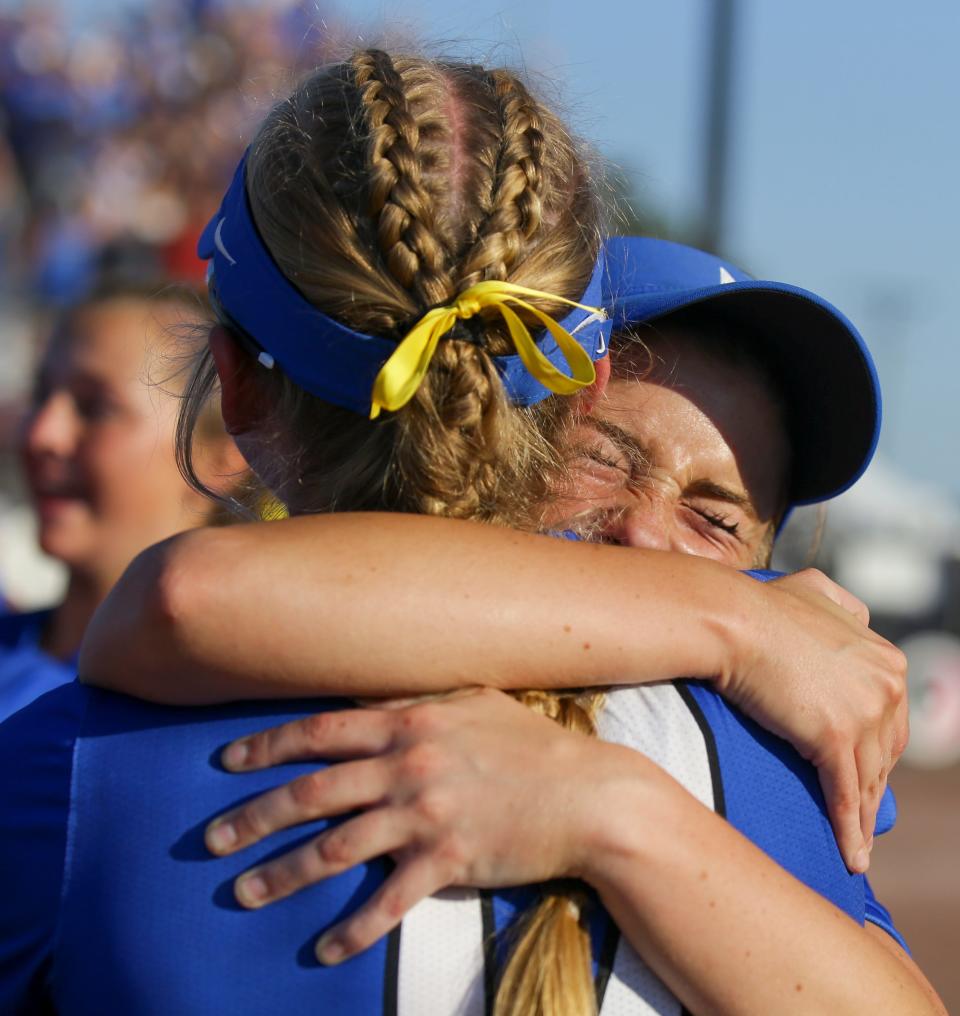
[27,694,399,1013]
[0,608,53,648]
[0,610,75,724]
[0,678,88,767]
[0,680,89,852]
[0,682,88,1011]
[681,680,866,919]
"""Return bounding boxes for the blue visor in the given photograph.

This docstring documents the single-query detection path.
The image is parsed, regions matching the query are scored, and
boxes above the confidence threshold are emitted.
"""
[198,154,611,416]
[602,236,882,506]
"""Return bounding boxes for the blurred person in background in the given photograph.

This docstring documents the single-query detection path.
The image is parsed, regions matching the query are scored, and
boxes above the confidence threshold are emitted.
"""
[0,279,244,721]
[0,0,335,302]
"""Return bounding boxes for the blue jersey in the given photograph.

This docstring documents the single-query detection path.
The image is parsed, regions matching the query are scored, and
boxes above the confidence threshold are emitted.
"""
[0,608,76,723]
[0,674,904,1015]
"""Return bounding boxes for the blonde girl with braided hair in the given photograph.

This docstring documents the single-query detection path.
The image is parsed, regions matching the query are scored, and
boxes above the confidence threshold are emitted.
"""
[9,47,941,1016]
[186,51,611,1014]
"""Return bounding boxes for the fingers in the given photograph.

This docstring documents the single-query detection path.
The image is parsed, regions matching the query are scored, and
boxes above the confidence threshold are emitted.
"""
[817,757,869,874]
[890,676,910,765]
[854,737,884,867]
[232,807,412,909]
[831,587,870,627]
[315,854,448,965]
[774,568,870,626]
[206,756,389,855]
[786,569,871,626]
[222,709,395,772]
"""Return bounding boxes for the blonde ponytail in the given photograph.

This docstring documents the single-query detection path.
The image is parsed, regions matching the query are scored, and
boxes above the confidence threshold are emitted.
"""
[177,50,608,1011]
[493,690,606,1016]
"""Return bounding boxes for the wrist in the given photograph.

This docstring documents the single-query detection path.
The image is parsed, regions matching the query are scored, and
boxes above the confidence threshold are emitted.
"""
[681,562,765,694]
[570,742,674,887]
[574,747,725,911]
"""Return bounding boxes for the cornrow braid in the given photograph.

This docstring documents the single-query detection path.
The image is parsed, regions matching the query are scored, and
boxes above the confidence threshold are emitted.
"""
[352,50,454,308]
[177,52,607,1016]
[371,58,575,523]
[457,70,547,289]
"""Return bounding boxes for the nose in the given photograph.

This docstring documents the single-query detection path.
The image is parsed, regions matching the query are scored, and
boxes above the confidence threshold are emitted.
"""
[601,499,674,551]
[21,391,78,460]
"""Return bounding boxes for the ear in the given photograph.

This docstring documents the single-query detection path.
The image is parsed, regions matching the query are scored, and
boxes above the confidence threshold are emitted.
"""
[200,429,251,484]
[208,326,269,436]
[574,354,611,417]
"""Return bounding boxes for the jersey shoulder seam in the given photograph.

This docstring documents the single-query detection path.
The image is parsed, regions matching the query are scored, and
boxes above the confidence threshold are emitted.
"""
[48,686,92,972]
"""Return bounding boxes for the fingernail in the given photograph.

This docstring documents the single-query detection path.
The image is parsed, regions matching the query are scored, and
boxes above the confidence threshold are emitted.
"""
[236,872,270,907]
[316,935,345,965]
[222,740,250,771]
[853,847,870,872]
[205,820,238,854]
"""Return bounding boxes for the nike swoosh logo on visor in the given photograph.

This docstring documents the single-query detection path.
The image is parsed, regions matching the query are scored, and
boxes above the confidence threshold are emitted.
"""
[215,218,238,266]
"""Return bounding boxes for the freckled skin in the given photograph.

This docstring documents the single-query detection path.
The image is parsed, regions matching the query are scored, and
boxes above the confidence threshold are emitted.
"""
[548,328,790,569]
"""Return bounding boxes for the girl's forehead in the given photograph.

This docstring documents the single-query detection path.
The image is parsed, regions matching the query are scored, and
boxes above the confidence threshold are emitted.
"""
[45,300,173,380]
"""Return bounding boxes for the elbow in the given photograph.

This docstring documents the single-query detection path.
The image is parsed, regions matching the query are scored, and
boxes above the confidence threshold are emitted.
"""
[79,529,223,699]
[145,531,206,634]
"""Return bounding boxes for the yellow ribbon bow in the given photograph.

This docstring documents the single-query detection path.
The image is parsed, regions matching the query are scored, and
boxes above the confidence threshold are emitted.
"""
[258,496,289,521]
[369,280,604,419]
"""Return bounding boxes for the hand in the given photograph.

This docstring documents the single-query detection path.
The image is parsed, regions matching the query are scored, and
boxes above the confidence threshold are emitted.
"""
[204,687,626,964]
[724,568,908,873]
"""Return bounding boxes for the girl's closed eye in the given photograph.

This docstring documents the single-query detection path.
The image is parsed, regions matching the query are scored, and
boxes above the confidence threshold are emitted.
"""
[585,442,629,472]
[699,508,740,535]
[682,502,744,543]
[571,434,635,494]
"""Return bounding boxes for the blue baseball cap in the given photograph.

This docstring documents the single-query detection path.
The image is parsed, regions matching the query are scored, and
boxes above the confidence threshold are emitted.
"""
[603,236,881,505]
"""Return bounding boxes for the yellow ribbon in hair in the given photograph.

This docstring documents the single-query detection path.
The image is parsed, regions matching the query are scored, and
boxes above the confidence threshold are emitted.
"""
[369,280,602,419]
[259,497,289,521]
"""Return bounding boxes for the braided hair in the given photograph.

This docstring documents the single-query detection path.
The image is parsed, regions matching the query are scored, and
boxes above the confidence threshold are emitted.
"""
[179,49,606,1016]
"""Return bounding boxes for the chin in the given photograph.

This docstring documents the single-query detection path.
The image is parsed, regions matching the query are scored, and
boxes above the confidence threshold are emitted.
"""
[35,519,95,571]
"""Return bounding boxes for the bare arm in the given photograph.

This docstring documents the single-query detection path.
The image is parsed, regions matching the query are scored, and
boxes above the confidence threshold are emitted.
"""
[80,512,907,872]
[201,690,945,1016]
[590,754,944,1015]
[81,513,754,702]
[82,513,898,711]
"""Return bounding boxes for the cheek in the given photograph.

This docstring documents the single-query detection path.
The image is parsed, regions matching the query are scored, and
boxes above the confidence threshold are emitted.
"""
[80,419,183,513]
[564,460,628,502]
[542,468,627,527]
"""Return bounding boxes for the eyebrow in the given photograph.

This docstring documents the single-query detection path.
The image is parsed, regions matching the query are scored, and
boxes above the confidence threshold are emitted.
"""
[590,418,759,521]
[685,479,758,520]
[589,418,652,472]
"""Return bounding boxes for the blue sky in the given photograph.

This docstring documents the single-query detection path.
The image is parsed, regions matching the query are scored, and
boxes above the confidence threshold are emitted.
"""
[57,0,960,493]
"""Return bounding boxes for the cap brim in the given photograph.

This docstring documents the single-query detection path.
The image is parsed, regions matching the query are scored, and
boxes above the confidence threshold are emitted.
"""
[611,280,881,505]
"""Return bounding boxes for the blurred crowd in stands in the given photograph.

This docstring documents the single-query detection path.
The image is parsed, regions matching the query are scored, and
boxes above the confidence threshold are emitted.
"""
[0,0,338,305]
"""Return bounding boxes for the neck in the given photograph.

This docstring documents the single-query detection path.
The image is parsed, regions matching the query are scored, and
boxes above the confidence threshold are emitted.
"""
[41,570,114,661]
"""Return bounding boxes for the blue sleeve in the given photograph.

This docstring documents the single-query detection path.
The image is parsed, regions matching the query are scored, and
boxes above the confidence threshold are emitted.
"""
[875,786,897,837]
[0,684,84,1013]
[0,610,75,724]
[864,877,910,953]
[864,786,908,950]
